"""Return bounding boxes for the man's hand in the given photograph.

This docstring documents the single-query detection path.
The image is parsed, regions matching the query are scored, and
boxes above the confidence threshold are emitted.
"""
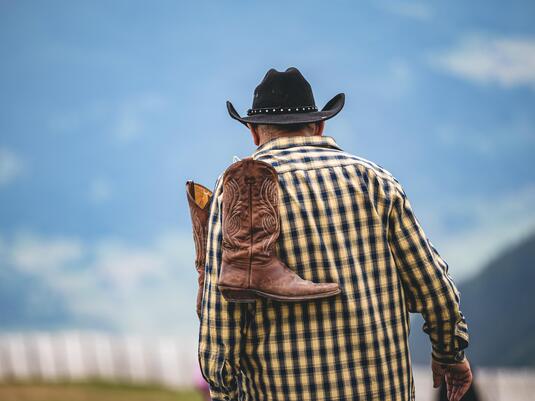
[196,286,203,320]
[432,358,472,401]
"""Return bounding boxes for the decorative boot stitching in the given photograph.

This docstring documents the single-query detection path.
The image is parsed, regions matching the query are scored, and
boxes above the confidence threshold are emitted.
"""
[257,176,280,254]
[222,176,243,252]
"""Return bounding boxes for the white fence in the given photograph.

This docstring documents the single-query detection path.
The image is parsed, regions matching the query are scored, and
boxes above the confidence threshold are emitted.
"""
[0,331,197,388]
[1,332,535,401]
[412,366,535,401]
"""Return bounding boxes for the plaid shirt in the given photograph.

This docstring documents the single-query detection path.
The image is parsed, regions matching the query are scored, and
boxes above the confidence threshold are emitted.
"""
[198,135,468,401]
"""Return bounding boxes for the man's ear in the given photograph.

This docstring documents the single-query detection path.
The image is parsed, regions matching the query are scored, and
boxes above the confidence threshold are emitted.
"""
[249,123,260,146]
[314,121,325,136]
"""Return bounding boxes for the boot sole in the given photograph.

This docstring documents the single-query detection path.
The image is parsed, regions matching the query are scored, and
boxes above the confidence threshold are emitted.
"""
[253,287,342,302]
[218,286,342,302]
[218,286,257,303]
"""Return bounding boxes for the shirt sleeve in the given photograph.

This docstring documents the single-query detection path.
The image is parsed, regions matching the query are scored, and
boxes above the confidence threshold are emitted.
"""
[386,180,469,364]
[206,358,240,401]
[197,171,245,400]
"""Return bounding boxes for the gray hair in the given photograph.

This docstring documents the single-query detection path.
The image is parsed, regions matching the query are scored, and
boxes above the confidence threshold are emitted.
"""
[253,122,318,138]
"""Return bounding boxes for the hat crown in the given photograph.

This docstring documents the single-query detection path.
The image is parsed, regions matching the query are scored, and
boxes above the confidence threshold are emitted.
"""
[251,67,316,111]
[225,67,345,127]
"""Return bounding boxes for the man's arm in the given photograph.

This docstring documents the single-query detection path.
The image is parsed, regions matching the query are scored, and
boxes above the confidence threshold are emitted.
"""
[198,172,242,401]
[386,180,469,363]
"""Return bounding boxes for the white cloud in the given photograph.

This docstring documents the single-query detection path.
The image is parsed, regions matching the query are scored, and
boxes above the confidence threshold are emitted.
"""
[9,231,84,273]
[47,93,168,142]
[435,115,535,156]
[112,94,167,142]
[90,239,169,292]
[430,35,535,88]
[352,58,415,102]
[379,1,433,21]
[2,229,197,336]
[0,147,25,187]
[89,177,113,204]
[47,102,108,134]
[387,59,414,97]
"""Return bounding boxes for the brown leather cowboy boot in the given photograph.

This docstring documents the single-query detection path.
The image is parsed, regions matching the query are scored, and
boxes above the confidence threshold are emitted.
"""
[185,180,213,318]
[218,157,341,303]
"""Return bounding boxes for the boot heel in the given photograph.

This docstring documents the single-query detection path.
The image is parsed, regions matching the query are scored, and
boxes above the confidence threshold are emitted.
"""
[219,286,257,303]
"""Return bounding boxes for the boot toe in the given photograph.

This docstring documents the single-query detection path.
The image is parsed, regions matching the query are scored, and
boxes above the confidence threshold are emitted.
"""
[315,282,341,295]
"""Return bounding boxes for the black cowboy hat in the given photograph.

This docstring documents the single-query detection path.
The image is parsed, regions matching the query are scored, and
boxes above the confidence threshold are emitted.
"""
[226,67,345,127]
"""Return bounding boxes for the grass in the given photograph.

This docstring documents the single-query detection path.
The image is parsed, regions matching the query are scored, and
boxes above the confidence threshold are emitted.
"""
[0,380,205,401]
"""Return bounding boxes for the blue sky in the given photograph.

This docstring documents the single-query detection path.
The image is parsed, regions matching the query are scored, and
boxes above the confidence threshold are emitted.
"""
[1,1,534,342]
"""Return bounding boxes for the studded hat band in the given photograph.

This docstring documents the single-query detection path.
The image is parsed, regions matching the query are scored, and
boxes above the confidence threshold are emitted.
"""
[246,105,318,116]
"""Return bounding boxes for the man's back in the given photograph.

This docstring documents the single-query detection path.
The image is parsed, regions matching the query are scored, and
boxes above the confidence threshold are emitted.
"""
[198,134,468,401]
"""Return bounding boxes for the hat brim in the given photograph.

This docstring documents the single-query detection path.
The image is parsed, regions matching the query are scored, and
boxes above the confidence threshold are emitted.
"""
[226,93,345,128]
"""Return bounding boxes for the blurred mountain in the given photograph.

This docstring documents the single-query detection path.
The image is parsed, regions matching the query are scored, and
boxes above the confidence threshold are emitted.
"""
[410,231,535,367]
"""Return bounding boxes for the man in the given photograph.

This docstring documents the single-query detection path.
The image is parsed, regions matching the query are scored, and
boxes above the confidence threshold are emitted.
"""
[191,67,472,401]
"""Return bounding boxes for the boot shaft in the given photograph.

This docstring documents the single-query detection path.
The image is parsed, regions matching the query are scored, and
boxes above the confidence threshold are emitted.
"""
[221,158,280,266]
[186,180,213,270]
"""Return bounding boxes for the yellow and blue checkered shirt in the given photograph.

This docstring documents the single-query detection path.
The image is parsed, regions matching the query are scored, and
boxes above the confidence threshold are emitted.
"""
[198,135,468,401]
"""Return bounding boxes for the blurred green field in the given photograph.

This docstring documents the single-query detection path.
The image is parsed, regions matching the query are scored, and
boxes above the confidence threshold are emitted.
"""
[0,381,204,401]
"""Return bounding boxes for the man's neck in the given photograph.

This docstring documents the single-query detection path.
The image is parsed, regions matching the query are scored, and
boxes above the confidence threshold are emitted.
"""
[259,132,319,146]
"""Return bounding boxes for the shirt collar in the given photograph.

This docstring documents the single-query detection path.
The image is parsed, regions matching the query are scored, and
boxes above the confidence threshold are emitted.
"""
[252,135,343,157]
